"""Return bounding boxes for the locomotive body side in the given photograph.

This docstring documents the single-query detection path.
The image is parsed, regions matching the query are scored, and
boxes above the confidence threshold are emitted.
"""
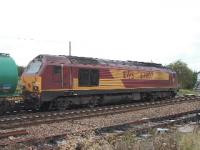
[21,55,178,110]
[72,68,177,90]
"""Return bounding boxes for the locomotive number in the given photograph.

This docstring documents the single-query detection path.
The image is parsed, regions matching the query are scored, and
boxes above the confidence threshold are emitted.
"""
[123,71,153,80]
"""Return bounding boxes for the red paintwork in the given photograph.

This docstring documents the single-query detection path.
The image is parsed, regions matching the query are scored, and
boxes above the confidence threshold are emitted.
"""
[99,68,113,79]
[122,79,170,88]
[41,65,70,89]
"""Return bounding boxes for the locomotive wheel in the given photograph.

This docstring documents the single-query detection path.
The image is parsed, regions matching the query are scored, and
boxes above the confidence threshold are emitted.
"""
[88,101,97,108]
[88,96,101,108]
[56,97,70,111]
[88,99,99,108]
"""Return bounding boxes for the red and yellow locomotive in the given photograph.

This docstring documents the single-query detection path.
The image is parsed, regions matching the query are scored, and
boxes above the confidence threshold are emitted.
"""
[21,55,178,110]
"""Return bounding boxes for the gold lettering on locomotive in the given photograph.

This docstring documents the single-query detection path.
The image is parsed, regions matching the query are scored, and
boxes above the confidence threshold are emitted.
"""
[123,71,153,80]
[123,71,135,79]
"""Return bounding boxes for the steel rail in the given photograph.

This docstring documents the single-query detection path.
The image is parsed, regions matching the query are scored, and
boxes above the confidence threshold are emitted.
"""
[0,109,199,147]
[0,130,28,139]
[0,95,199,130]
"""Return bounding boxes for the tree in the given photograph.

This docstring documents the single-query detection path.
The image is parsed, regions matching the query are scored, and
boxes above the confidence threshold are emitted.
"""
[192,71,198,88]
[168,60,195,89]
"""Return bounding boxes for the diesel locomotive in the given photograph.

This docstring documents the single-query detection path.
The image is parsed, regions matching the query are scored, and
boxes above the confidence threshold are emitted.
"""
[21,55,178,110]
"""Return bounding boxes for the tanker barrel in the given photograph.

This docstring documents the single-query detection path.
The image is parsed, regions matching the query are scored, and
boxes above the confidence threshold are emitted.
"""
[0,53,18,96]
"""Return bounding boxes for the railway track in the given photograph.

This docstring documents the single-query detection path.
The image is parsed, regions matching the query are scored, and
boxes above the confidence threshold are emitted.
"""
[2,95,197,117]
[0,95,199,130]
[97,109,200,134]
[0,106,199,148]
[0,130,28,139]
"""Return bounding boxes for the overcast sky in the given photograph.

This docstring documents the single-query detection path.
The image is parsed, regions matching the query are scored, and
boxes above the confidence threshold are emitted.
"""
[0,0,200,71]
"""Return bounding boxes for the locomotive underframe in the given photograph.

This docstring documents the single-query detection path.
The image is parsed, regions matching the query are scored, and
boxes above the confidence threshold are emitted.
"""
[24,88,177,110]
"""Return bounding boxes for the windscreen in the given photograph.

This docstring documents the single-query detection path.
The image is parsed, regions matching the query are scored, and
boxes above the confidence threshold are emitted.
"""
[25,60,42,74]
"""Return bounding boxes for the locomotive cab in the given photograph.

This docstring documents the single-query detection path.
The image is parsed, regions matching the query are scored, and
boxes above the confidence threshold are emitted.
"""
[21,55,71,109]
[21,56,43,107]
[22,57,42,92]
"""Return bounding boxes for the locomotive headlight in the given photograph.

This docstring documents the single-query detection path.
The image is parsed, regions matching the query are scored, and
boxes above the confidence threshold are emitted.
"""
[33,86,39,91]
[32,82,39,91]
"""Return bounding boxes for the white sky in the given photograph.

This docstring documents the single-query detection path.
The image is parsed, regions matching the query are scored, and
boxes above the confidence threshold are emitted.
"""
[0,0,200,71]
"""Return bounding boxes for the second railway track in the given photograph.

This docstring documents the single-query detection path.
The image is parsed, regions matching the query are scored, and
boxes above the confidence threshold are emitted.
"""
[0,95,199,130]
[1,102,200,148]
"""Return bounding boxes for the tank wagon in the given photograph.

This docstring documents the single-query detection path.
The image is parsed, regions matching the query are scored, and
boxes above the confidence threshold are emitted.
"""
[0,53,18,112]
[0,53,18,96]
[21,55,178,110]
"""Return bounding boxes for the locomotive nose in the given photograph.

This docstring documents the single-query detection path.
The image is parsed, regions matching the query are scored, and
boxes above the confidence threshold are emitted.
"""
[21,75,41,93]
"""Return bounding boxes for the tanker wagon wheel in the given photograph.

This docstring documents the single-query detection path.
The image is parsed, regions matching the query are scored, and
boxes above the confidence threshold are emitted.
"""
[0,100,11,115]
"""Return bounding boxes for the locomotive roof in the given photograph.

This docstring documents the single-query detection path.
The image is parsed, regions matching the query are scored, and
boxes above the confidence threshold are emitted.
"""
[67,56,165,68]
[38,55,169,70]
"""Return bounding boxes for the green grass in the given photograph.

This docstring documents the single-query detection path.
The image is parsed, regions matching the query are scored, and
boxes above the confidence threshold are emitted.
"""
[178,89,198,96]
[178,133,200,150]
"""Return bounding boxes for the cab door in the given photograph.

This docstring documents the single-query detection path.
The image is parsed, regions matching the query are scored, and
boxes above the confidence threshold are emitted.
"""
[42,64,70,90]
[52,64,70,89]
[52,65,62,86]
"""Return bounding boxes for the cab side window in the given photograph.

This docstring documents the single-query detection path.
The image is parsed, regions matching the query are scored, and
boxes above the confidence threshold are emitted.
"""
[90,69,99,86]
[79,69,99,86]
[53,66,61,82]
[54,66,61,74]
